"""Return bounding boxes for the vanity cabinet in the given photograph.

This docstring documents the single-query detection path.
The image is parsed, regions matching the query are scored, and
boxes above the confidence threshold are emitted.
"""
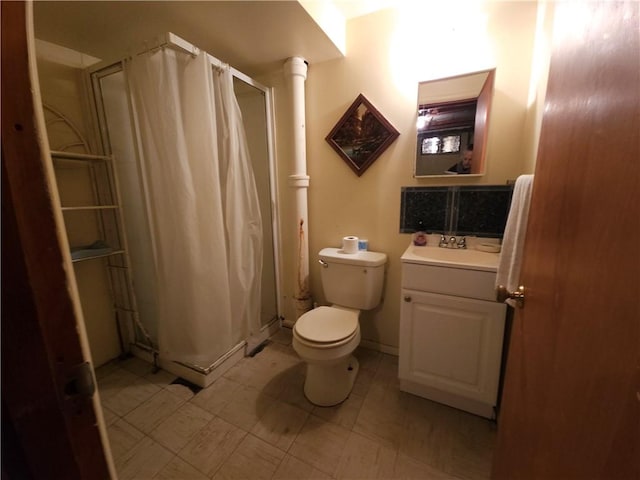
[399,247,506,419]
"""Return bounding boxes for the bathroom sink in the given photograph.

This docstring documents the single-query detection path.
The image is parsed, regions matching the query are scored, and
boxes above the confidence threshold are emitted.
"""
[401,244,499,272]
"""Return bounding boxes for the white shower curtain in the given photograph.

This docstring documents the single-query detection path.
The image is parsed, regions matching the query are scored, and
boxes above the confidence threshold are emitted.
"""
[127,49,262,368]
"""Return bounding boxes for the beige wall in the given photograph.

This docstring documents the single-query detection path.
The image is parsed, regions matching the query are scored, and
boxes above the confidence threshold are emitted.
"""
[273,2,540,350]
[521,1,555,174]
[36,1,549,358]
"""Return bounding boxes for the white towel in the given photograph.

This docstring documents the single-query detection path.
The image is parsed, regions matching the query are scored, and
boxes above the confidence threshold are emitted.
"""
[496,175,534,307]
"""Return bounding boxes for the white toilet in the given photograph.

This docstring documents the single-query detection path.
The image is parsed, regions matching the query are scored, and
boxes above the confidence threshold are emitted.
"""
[292,247,387,406]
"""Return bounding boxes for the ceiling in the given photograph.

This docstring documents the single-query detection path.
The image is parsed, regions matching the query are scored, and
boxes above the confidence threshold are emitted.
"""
[33,1,358,77]
[332,0,394,20]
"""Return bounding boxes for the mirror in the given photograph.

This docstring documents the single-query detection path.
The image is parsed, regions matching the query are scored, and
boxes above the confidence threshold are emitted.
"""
[414,69,495,177]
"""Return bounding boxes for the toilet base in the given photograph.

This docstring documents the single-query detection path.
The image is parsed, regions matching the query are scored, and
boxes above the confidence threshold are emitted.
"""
[303,356,360,407]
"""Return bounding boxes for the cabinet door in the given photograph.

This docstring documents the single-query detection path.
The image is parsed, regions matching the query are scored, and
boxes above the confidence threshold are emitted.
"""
[399,289,506,417]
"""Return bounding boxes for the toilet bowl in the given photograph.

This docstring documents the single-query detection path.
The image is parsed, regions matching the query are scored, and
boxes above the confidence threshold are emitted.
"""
[292,247,387,407]
[292,306,361,406]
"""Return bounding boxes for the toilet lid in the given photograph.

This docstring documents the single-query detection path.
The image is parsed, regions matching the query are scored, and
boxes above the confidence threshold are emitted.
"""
[294,306,358,343]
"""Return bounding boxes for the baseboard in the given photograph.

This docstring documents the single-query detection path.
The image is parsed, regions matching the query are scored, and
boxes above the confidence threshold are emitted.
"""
[359,338,399,356]
[282,318,295,329]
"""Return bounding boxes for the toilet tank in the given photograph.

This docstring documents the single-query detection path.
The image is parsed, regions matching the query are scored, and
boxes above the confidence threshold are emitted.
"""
[318,248,387,310]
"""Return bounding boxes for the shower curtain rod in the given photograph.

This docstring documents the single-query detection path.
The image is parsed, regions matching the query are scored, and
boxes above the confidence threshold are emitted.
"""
[135,32,262,91]
[88,32,265,94]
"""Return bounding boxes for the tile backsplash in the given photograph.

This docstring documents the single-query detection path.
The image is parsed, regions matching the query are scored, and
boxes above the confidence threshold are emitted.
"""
[400,185,513,238]
[399,187,450,233]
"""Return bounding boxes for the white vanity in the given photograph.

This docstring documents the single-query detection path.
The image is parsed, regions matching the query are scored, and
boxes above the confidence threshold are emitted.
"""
[399,244,506,419]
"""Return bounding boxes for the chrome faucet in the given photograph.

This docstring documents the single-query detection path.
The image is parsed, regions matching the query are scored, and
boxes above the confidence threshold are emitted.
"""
[438,234,467,249]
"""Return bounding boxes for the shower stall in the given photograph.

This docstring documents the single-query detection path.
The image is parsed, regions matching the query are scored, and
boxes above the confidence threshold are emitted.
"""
[89,33,282,387]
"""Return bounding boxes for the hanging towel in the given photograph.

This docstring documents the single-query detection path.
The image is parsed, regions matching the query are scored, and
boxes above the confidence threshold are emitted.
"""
[496,174,534,307]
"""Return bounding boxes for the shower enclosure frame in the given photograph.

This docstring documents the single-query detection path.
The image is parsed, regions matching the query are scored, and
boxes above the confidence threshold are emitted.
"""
[85,32,284,386]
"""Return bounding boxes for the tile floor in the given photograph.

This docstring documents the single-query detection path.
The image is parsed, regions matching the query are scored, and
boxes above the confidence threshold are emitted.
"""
[98,329,496,479]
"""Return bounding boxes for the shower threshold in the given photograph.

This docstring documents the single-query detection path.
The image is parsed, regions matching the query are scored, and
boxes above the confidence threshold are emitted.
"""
[129,341,245,388]
[128,316,281,388]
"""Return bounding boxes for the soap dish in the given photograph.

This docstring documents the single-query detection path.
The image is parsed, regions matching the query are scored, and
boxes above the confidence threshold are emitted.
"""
[476,243,501,253]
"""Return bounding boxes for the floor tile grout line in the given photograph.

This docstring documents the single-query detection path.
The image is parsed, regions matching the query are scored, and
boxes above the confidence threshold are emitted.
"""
[103,340,495,480]
[171,413,250,480]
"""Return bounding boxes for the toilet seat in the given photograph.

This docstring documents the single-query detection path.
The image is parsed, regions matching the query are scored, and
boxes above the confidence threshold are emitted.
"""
[294,306,359,348]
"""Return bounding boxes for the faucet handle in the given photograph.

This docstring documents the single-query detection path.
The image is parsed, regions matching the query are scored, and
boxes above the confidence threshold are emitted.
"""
[439,234,447,247]
[457,236,467,249]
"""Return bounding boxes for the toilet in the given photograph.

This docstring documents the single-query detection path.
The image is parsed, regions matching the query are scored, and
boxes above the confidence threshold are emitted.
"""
[292,247,387,406]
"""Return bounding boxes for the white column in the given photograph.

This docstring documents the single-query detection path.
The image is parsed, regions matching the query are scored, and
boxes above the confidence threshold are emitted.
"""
[283,56,312,320]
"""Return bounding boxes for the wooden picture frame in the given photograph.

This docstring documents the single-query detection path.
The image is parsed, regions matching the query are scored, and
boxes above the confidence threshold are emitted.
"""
[325,94,399,176]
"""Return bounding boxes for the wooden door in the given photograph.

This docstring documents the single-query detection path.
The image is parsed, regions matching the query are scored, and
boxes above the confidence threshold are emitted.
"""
[1,2,111,478]
[493,2,639,479]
